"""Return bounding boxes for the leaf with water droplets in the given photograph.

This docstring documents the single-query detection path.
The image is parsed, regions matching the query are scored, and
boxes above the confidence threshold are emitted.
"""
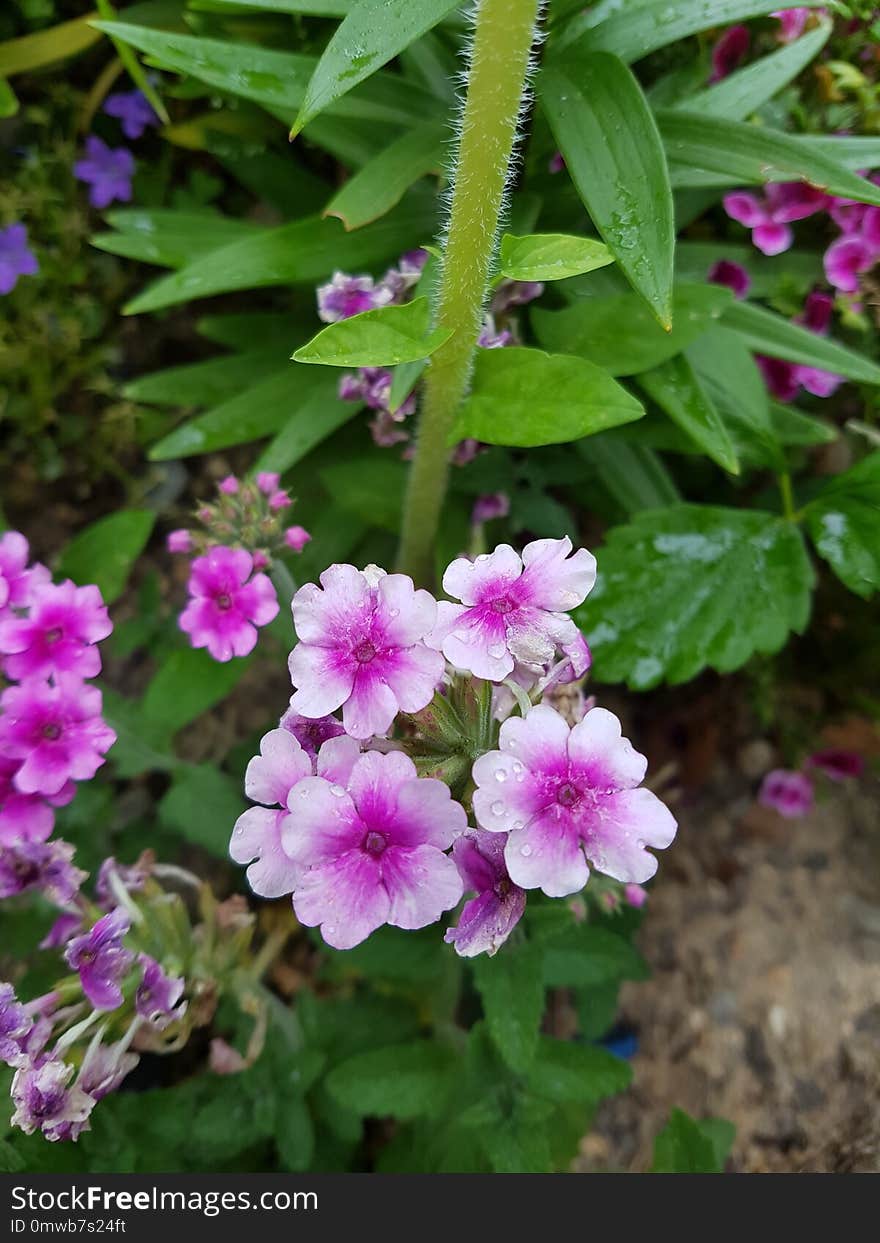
[805,453,880,599]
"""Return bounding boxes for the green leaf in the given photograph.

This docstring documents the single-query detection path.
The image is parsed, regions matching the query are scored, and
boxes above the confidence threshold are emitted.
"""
[721,300,880,385]
[0,15,101,76]
[805,453,880,598]
[255,374,358,473]
[92,209,259,270]
[124,191,436,313]
[527,1038,633,1105]
[770,403,836,448]
[580,505,815,688]
[124,348,284,406]
[325,120,447,230]
[578,437,682,515]
[472,945,544,1073]
[652,1108,734,1173]
[158,766,245,855]
[58,510,154,604]
[275,1097,315,1172]
[477,1097,554,1174]
[291,0,461,135]
[541,52,674,325]
[0,77,18,118]
[687,326,781,469]
[532,284,731,376]
[293,298,451,367]
[637,354,739,474]
[452,347,645,448]
[326,1043,455,1120]
[498,232,613,283]
[658,111,880,209]
[319,456,407,532]
[541,925,649,988]
[95,0,168,124]
[559,0,826,62]
[141,649,251,737]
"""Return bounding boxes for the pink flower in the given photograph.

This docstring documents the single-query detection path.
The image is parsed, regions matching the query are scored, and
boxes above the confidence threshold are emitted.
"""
[0,677,115,797]
[316,272,393,323]
[472,704,677,898]
[0,532,49,619]
[806,748,864,781]
[472,493,510,525]
[772,8,814,41]
[284,526,311,553]
[624,882,648,909]
[0,580,111,681]
[757,290,842,400]
[758,768,814,818]
[444,829,526,958]
[268,490,291,512]
[824,234,878,293]
[179,546,279,662]
[289,565,444,740]
[256,472,280,495]
[218,475,239,496]
[0,756,73,846]
[428,537,596,683]
[708,258,751,299]
[280,706,346,758]
[724,183,829,255]
[710,24,750,83]
[285,750,465,950]
[166,529,192,554]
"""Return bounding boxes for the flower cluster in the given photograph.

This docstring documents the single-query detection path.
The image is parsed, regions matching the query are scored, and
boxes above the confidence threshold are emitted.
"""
[74,85,157,209]
[168,473,312,661]
[758,746,864,819]
[0,532,115,868]
[230,538,677,957]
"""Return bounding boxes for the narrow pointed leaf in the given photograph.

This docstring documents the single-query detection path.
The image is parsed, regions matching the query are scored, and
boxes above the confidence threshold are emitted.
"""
[92,210,259,269]
[498,232,613,283]
[325,120,447,231]
[254,375,359,473]
[687,326,782,470]
[59,511,155,604]
[721,300,880,384]
[637,355,739,474]
[0,14,101,75]
[293,298,451,368]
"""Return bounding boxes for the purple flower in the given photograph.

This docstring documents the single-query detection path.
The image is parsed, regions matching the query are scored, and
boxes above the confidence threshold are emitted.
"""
[11,1058,95,1142]
[548,151,566,174]
[218,475,239,496]
[64,908,134,1011]
[77,1036,138,1101]
[806,748,864,782]
[103,89,157,140]
[0,580,112,681]
[491,281,545,315]
[472,704,677,898]
[757,290,842,401]
[0,531,50,619]
[285,750,465,950]
[74,136,135,209]
[710,24,750,83]
[179,545,279,662]
[135,956,186,1030]
[289,565,444,740]
[94,856,148,909]
[316,272,393,323]
[0,755,64,845]
[280,706,346,758]
[478,315,513,349]
[40,912,83,950]
[0,676,115,797]
[166,529,192,554]
[0,224,38,296]
[0,839,85,905]
[428,537,596,683]
[444,830,526,958]
[708,258,751,299]
[724,183,829,255]
[758,768,814,818]
[624,882,648,909]
[472,493,511,525]
[772,7,814,41]
[0,983,31,1066]
[284,525,311,553]
[824,233,878,293]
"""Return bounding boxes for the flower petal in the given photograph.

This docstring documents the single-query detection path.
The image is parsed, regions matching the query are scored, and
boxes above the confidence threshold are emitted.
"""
[580,787,677,883]
[505,811,589,897]
[567,707,647,791]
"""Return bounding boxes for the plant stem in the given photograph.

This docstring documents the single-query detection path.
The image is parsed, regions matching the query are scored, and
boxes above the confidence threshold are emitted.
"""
[778,471,795,521]
[397,0,541,585]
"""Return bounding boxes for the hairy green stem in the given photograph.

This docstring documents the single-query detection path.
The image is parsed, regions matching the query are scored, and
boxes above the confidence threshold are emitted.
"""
[397,0,541,585]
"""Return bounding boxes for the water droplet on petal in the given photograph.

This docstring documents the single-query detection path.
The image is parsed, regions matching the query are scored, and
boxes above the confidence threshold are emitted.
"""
[330,784,346,798]
[512,819,524,830]
[494,769,507,782]
[520,844,532,857]
[491,800,505,815]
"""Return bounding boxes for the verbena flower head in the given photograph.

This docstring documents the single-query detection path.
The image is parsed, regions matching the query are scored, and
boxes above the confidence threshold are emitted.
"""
[0,224,39,296]
[0,839,85,904]
[0,579,112,681]
[758,768,814,818]
[64,908,134,1011]
[285,750,465,949]
[103,89,157,140]
[0,531,49,619]
[472,704,677,898]
[710,24,750,82]
[0,677,115,797]
[708,258,751,299]
[316,272,393,323]
[0,983,31,1066]
[179,546,279,662]
[806,748,864,782]
[74,136,135,209]
[444,829,526,958]
[724,183,829,255]
[428,537,596,683]
[11,1058,95,1142]
[135,955,186,1030]
[289,564,444,739]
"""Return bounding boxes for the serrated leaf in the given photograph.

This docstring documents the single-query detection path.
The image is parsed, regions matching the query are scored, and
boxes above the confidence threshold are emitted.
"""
[58,510,154,604]
[580,505,815,688]
[293,298,451,367]
[721,300,880,385]
[292,0,460,135]
[326,1042,455,1120]
[452,347,645,448]
[472,945,544,1072]
[541,52,674,324]
[637,354,739,474]
[325,120,447,230]
[532,284,731,376]
[805,453,880,598]
[652,1108,735,1173]
[498,232,613,283]
[527,1037,633,1104]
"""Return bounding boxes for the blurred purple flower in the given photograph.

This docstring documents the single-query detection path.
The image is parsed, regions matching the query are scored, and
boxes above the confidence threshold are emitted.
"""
[724,183,829,255]
[74,137,135,209]
[103,89,157,140]
[708,258,751,299]
[0,225,38,295]
[758,769,813,818]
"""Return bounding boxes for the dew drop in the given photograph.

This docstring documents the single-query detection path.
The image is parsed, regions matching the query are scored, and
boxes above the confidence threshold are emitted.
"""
[491,800,505,815]
[330,784,346,798]
[512,819,524,830]
[494,769,508,782]
[520,844,532,857]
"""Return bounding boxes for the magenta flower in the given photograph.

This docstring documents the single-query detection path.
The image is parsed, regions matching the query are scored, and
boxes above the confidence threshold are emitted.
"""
[757,290,842,400]
[444,829,526,958]
[73,136,135,209]
[624,882,648,909]
[135,956,186,1030]
[428,537,596,683]
[824,234,878,293]
[218,475,239,495]
[64,908,134,1011]
[472,705,677,898]
[280,706,346,758]
[0,984,31,1067]
[772,7,814,41]
[0,531,49,619]
[166,529,192,554]
[0,756,74,846]
[316,272,393,323]
[11,1058,95,1142]
[284,525,311,553]
[0,839,85,905]
[0,677,115,797]
[285,750,465,950]
[0,224,39,296]
[758,768,814,818]
[806,748,864,782]
[289,565,444,740]
[103,89,157,140]
[708,258,751,299]
[256,472,280,495]
[268,490,291,512]
[94,856,148,909]
[710,24,750,83]
[179,546,279,662]
[472,493,511,524]
[0,580,111,681]
[723,183,829,255]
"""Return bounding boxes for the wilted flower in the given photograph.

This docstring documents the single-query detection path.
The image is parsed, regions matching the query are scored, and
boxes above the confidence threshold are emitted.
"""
[11,1058,95,1142]
[135,956,186,1030]
[444,830,526,958]
[0,983,31,1066]
[0,839,85,904]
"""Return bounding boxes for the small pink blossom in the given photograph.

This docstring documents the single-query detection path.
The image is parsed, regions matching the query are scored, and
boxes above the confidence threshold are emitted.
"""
[218,475,239,496]
[268,490,291,512]
[806,748,864,782]
[0,532,49,619]
[289,565,444,740]
[624,883,648,909]
[0,580,111,681]
[285,750,465,950]
[0,756,73,846]
[758,768,814,818]
[824,233,878,293]
[0,677,115,797]
[428,537,596,683]
[724,183,829,255]
[179,546,279,662]
[708,258,751,299]
[284,526,311,553]
[166,529,192,554]
[472,493,510,525]
[256,472,280,495]
[316,272,393,323]
[444,829,526,958]
[710,24,750,83]
[472,704,677,898]
[772,8,814,41]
